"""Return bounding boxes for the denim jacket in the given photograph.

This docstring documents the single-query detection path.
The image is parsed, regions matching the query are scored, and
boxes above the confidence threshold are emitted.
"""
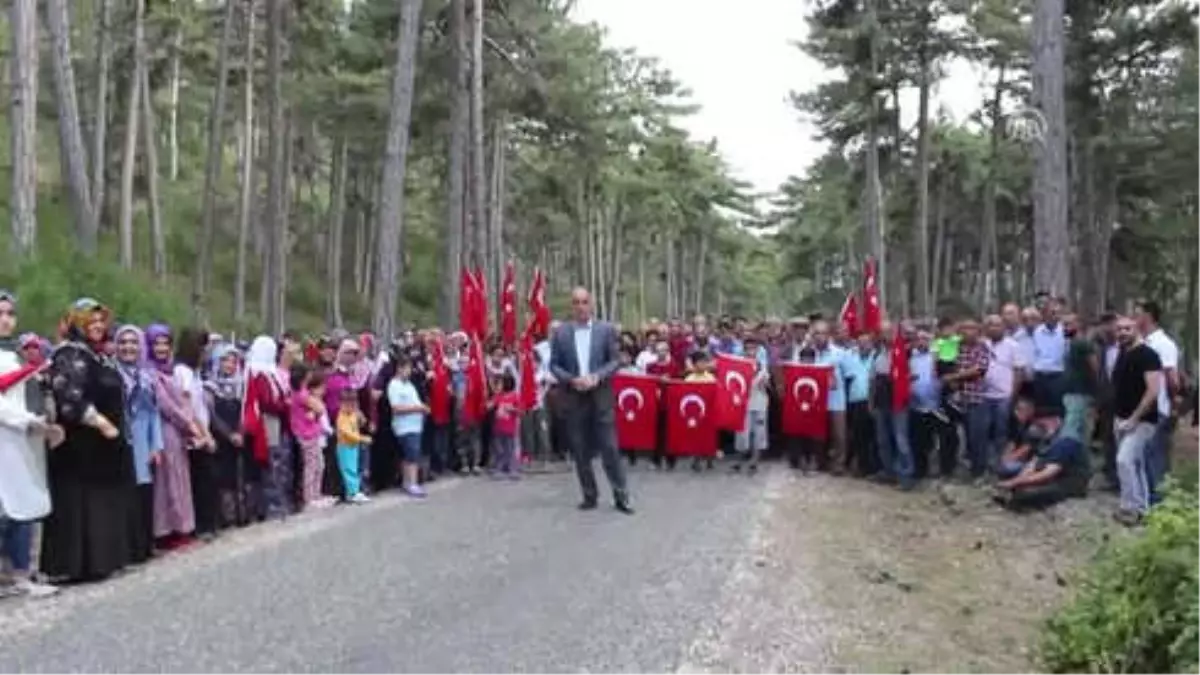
[124,379,164,485]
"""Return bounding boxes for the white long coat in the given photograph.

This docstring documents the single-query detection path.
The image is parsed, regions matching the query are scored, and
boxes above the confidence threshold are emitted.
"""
[0,349,49,520]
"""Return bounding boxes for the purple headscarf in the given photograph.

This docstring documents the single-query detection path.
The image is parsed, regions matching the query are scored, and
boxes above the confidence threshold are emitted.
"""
[144,323,174,375]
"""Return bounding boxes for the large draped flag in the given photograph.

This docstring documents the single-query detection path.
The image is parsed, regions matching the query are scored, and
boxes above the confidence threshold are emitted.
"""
[518,330,538,412]
[714,353,756,432]
[780,363,832,440]
[839,292,860,338]
[527,267,550,339]
[428,337,452,425]
[862,256,882,335]
[663,380,718,457]
[500,261,517,347]
[472,267,490,340]
[889,328,911,412]
[613,373,660,451]
[459,269,479,338]
[463,338,488,425]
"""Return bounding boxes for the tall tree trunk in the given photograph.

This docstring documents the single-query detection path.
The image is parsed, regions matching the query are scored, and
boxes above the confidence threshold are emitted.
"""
[440,0,468,328]
[489,116,506,326]
[263,0,286,333]
[140,66,166,280]
[167,0,184,181]
[863,0,884,308]
[913,30,932,317]
[118,0,145,271]
[9,0,39,257]
[193,0,238,316]
[89,0,110,233]
[371,0,422,339]
[468,0,487,272]
[1031,0,1071,297]
[694,229,708,313]
[326,138,347,328]
[45,0,97,252]
[233,0,256,322]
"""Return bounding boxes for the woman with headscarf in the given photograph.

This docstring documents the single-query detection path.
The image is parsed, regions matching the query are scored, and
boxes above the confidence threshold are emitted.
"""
[41,299,136,582]
[242,336,294,518]
[174,327,220,539]
[205,343,261,526]
[113,325,163,564]
[144,323,200,549]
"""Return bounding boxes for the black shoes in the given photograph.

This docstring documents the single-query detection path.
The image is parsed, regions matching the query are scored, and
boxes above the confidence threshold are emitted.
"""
[578,495,634,514]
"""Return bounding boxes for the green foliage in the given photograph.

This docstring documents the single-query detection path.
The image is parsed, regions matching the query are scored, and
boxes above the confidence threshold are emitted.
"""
[1039,482,1200,674]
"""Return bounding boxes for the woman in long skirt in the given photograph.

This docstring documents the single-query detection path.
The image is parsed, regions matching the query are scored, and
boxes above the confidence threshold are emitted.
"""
[205,343,262,526]
[242,336,294,519]
[174,327,221,539]
[145,324,199,549]
[41,299,137,582]
[113,325,162,563]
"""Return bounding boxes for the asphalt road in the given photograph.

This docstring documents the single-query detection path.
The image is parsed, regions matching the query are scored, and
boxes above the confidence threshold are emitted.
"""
[0,465,785,673]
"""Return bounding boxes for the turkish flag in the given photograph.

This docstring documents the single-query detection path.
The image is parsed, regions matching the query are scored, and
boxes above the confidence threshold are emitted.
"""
[0,362,40,394]
[459,269,478,338]
[463,338,488,425]
[613,373,659,451]
[500,261,517,347]
[663,380,718,457]
[839,292,860,338]
[780,363,832,440]
[303,340,320,365]
[472,267,490,340]
[862,257,882,334]
[518,331,538,412]
[428,337,452,425]
[527,267,550,339]
[715,353,756,432]
[889,329,911,412]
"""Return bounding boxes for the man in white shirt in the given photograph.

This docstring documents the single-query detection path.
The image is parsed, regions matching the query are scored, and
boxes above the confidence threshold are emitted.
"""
[1135,300,1180,503]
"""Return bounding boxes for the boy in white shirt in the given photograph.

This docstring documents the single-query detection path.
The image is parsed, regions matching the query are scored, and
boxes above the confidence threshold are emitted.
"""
[731,336,770,475]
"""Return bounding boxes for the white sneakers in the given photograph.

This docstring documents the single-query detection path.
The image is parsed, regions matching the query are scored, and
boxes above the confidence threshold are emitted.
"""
[0,576,59,599]
[349,493,371,504]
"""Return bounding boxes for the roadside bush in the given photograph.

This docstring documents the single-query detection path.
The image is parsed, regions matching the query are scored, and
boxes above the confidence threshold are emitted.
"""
[1040,479,1199,673]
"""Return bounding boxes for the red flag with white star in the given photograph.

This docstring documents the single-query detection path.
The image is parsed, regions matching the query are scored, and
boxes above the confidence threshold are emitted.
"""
[862,257,882,335]
[839,292,860,338]
[500,261,517,347]
[780,363,832,440]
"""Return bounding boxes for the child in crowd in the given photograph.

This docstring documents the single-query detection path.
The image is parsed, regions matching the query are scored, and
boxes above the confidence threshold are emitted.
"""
[731,336,770,475]
[489,373,522,479]
[387,357,428,498]
[291,367,334,509]
[685,350,717,472]
[335,388,372,503]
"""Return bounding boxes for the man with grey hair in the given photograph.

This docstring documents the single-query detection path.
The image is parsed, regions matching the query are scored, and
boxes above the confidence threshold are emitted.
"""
[549,287,632,514]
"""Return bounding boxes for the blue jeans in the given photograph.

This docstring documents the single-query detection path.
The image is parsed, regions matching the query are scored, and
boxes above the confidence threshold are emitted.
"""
[1146,417,1174,505]
[1061,393,1091,443]
[997,458,1026,480]
[874,408,913,485]
[337,444,362,497]
[0,517,34,572]
[966,399,1009,476]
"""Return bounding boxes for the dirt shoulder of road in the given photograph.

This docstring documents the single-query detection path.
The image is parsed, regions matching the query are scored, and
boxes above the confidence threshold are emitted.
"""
[696,467,1131,673]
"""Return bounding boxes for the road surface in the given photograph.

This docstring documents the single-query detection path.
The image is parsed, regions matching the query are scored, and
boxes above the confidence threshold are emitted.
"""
[0,466,804,673]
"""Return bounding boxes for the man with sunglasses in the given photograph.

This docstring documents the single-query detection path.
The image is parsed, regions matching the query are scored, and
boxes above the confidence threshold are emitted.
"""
[0,291,58,597]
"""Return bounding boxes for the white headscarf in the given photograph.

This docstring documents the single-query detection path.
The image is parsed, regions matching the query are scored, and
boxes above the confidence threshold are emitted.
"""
[244,336,277,376]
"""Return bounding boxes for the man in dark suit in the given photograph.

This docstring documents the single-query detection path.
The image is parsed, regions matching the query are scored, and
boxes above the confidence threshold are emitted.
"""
[549,287,633,514]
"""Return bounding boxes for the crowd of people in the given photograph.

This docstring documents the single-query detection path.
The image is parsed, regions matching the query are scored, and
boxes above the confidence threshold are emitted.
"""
[604,297,1191,523]
[0,289,1192,601]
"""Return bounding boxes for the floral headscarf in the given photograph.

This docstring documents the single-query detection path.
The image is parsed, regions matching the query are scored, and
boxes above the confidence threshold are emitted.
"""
[114,324,157,399]
[205,342,243,401]
[61,297,112,348]
[144,323,175,375]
